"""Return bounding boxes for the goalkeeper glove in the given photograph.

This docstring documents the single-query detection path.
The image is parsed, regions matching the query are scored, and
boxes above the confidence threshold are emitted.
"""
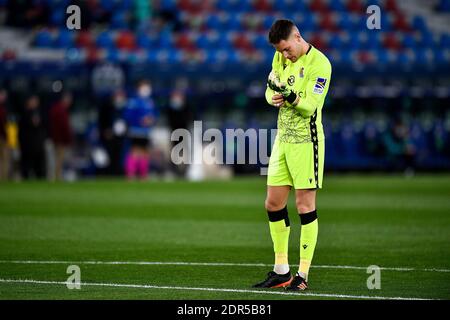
[267,71,299,106]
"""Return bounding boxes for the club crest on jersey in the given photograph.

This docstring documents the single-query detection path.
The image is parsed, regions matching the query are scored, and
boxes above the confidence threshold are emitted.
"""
[313,77,327,94]
[299,67,304,78]
[287,75,295,86]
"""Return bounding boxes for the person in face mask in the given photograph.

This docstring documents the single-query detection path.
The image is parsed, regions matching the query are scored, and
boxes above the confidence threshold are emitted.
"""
[122,80,158,180]
[167,88,192,177]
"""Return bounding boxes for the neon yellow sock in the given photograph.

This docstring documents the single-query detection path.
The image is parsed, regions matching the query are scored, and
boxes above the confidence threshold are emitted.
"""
[298,211,318,279]
[268,207,290,274]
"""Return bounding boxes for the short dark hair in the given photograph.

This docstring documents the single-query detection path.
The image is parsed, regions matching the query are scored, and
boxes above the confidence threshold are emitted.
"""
[268,19,295,45]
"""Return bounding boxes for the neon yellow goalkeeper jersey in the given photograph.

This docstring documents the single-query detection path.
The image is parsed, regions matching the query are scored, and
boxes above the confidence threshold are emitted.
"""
[265,44,332,144]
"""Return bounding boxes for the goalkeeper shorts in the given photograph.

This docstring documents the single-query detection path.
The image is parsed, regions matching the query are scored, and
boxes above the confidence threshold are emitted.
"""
[267,137,324,190]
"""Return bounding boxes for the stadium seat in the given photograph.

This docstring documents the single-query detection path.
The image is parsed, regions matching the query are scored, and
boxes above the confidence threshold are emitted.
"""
[309,0,329,13]
[136,32,152,50]
[319,13,337,31]
[50,9,66,27]
[440,34,450,49]
[253,0,272,12]
[54,30,74,49]
[328,32,344,49]
[96,31,115,50]
[336,13,353,31]
[34,30,54,48]
[412,16,429,33]
[402,33,417,49]
[115,31,136,50]
[175,32,198,51]
[382,32,402,50]
[436,0,450,12]
[328,0,346,12]
[346,0,364,13]
[111,11,129,29]
[254,33,269,49]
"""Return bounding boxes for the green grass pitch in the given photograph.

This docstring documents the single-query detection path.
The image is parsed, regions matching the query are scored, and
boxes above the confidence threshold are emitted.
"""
[0,174,449,300]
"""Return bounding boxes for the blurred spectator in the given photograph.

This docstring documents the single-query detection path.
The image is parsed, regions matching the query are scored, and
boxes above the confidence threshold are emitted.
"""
[0,89,8,180]
[382,118,416,172]
[167,88,193,177]
[123,80,158,180]
[135,0,153,30]
[18,95,46,179]
[49,92,73,181]
[98,89,127,175]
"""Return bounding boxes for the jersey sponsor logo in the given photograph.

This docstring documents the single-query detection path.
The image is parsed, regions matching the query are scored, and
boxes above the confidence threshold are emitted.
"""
[287,75,295,86]
[313,77,327,94]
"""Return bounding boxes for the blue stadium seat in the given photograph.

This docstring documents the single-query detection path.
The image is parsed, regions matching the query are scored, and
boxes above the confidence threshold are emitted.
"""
[99,0,115,11]
[273,0,307,12]
[439,34,450,49]
[375,48,389,66]
[412,16,429,33]
[147,49,158,63]
[96,31,115,49]
[155,30,175,49]
[136,32,152,49]
[111,12,129,29]
[346,31,360,50]
[117,0,133,10]
[336,13,353,30]
[340,49,354,64]
[328,33,344,49]
[216,32,233,50]
[236,0,252,12]
[254,34,269,49]
[419,32,436,48]
[352,15,367,31]
[365,31,382,50]
[436,0,450,12]
[402,33,417,49]
[205,14,222,30]
[50,9,66,26]
[432,48,446,65]
[106,48,120,63]
[54,30,74,49]
[225,14,243,31]
[397,50,412,66]
[298,13,317,32]
[262,15,276,31]
[34,30,53,48]
[160,0,177,11]
[328,0,346,12]
[217,0,248,12]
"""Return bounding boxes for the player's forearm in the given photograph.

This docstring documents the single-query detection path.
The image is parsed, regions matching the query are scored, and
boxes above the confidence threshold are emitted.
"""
[265,87,275,106]
[293,98,317,118]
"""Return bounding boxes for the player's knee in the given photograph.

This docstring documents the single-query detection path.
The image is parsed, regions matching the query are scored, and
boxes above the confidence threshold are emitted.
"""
[265,198,285,212]
[296,200,315,214]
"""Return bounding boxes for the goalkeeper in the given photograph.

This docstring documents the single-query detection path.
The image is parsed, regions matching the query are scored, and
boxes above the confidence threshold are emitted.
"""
[253,19,332,291]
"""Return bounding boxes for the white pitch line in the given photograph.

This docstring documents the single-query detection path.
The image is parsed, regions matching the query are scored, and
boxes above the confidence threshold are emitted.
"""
[0,260,449,273]
[0,278,433,300]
